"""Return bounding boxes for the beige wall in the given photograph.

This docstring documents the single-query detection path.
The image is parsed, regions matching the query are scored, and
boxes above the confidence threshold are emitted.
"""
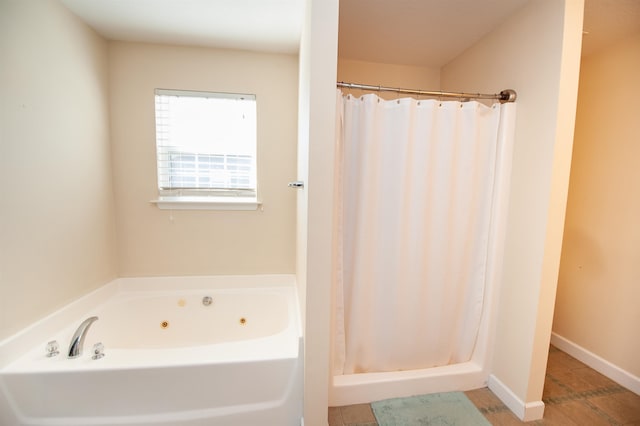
[554,32,640,378]
[337,58,440,99]
[108,42,298,277]
[0,0,117,340]
[442,0,583,417]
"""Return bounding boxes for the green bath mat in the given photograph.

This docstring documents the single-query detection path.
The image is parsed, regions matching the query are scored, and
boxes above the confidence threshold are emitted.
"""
[371,391,491,425]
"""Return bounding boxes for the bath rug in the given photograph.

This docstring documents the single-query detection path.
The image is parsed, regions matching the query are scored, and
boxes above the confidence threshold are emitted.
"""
[371,391,491,425]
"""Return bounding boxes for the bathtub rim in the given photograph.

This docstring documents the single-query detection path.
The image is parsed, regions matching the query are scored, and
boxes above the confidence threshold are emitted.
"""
[0,274,299,370]
[1,336,305,426]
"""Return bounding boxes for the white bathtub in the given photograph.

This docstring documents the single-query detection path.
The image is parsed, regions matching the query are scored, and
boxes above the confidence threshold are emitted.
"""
[0,275,303,426]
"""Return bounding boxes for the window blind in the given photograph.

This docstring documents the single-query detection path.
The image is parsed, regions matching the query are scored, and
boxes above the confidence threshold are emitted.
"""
[154,89,257,197]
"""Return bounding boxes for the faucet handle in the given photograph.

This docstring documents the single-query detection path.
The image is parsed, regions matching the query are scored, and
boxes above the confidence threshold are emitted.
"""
[92,342,105,360]
[46,340,59,357]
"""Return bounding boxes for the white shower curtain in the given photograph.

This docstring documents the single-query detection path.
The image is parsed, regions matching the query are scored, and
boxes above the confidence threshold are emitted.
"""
[333,91,516,375]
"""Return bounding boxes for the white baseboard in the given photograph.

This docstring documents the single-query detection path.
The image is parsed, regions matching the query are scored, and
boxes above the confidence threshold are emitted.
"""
[550,332,640,395]
[487,374,545,422]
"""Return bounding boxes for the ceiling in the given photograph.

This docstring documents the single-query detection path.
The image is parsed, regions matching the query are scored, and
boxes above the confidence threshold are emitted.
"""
[338,0,530,67]
[338,0,640,67]
[62,0,640,67]
[60,0,306,54]
[581,0,640,56]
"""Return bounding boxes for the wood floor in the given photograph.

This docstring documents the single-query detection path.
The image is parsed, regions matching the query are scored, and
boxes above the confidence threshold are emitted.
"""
[329,345,640,425]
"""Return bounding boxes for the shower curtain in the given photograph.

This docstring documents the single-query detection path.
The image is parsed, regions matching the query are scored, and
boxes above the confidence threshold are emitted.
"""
[333,91,516,375]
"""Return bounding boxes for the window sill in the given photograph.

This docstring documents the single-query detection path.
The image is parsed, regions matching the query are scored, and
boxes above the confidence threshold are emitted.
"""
[151,196,261,211]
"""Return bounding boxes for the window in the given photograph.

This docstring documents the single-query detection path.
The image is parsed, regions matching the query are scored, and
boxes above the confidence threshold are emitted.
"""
[153,89,258,210]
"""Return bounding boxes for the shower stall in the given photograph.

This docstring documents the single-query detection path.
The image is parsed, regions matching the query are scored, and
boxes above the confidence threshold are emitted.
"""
[329,84,517,406]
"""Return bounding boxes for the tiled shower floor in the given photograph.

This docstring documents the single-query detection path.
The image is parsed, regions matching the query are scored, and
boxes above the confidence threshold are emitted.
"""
[329,345,640,425]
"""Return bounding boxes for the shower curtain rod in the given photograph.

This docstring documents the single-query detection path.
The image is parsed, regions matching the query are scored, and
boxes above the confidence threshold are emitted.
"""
[337,81,517,103]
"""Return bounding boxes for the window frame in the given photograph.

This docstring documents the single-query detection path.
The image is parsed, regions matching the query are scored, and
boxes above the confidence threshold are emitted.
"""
[151,88,260,211]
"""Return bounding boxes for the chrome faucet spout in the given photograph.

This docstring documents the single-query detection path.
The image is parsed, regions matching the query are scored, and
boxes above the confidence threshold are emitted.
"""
[67,316,98,358]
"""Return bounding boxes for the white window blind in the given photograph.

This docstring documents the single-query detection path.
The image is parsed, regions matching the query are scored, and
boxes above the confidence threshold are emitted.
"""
[154,89,257,198]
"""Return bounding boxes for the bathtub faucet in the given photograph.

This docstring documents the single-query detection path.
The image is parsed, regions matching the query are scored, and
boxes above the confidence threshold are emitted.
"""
[67,316,98,358]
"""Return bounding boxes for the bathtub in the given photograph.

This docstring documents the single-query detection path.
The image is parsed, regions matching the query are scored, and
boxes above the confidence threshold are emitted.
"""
[0,275,302,426]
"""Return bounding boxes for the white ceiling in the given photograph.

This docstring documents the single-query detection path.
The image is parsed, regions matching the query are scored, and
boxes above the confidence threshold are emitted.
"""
[60,0,306,54]
[61,0,640,66]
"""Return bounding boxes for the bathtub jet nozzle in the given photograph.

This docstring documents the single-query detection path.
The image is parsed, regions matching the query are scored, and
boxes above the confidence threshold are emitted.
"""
[67,316,99,358]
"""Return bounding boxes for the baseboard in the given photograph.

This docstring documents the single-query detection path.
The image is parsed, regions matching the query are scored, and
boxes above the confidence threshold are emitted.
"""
[487,375,545,421]
[550,332,640,395]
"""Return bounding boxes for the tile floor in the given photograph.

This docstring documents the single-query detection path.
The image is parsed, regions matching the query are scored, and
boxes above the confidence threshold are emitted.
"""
[328,345,640,425]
